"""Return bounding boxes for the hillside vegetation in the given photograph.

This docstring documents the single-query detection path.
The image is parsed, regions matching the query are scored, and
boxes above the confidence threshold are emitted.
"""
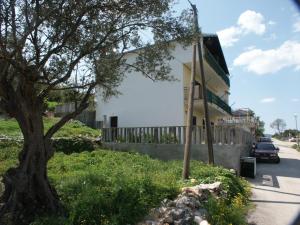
[0,118,100,138]
[0,119,250,225]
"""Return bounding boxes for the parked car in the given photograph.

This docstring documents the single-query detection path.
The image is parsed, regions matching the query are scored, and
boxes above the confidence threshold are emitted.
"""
[251,142,280,163]
[289,137,297,142]
[257,137,273,143]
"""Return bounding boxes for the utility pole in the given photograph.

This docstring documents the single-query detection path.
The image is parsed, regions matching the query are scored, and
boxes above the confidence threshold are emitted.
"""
[191,3,214,164]
[182,42,197,180]
[295,114,299,148]
[182,2,215,180]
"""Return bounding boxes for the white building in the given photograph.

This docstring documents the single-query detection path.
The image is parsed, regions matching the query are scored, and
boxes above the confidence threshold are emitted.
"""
[95,34,231,129]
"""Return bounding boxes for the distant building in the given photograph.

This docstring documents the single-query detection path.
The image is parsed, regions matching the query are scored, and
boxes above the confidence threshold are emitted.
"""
[217,108,257,134]
[55,101,96,128]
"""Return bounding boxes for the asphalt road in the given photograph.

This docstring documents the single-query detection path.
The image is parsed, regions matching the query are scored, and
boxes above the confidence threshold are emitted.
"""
[247,140,300,225]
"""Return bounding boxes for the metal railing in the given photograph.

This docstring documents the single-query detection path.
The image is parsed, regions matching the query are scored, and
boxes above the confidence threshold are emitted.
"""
[101,125,254,145]
[206,89,232,115]
[204,47,230,87]
[184,86,231,115]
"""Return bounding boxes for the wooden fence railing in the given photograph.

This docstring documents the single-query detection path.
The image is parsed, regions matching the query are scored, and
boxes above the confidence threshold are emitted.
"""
[101,125,254,145]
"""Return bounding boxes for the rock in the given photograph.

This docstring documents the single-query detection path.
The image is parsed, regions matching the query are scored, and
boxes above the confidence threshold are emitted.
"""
[175,196,199,209]
[162,199,171,206]
[194,208,208,219]
[200,220,209,225]
[158,207,168,215]
[173,215,193,225]
[162,214,173,224]
[197,182,221,192]
[138,182,221,225]
[194,215,204,224]
[181,186,202,196]
[145,220,158,225]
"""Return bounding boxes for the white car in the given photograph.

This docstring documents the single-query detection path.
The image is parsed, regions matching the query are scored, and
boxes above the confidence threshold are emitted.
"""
[289,137,297,142]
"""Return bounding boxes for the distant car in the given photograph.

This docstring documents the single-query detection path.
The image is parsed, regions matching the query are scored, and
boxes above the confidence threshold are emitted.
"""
[258,137,272,143]
[289,137,297,142]
[252,142,280,163]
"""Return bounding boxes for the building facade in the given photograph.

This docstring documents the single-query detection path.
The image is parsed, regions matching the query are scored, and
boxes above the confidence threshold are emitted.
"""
[95,34,231,128]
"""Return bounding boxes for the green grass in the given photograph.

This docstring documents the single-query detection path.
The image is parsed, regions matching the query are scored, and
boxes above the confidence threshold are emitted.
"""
[0,118,100,138]
[0,144,251,225]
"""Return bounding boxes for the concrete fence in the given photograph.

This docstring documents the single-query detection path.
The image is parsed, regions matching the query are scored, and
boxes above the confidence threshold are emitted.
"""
[101,125,254,145]
[101,125,255,174]
[102,143,250,174]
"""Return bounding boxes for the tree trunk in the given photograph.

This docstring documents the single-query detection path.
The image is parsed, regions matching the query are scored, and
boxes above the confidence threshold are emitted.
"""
[0,111,63,225]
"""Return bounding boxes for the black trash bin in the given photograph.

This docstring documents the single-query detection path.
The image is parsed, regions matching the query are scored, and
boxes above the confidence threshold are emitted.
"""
[240,157,256,178]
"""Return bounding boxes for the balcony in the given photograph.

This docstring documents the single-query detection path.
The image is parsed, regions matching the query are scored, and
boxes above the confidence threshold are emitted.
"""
[204,47,230,87]
[206,89,231,115]
[184,86,232,115]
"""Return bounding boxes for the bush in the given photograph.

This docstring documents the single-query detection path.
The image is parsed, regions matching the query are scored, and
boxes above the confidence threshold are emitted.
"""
[53,137,96,154]
[292,144,300,152]
[45,101,60,112]
[205,194,249,225]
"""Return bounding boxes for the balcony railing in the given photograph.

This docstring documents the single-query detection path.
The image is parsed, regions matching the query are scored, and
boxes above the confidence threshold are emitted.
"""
[204,47,230,87]
[184,86,232,115]
[217,117,257,126]
[207,89,232,115]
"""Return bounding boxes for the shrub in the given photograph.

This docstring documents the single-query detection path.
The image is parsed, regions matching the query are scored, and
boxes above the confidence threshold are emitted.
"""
[45,101,60,112]
[53,137,96,154]
[160,133,178,144]
[292,144,300,152]
[205,193,249,225]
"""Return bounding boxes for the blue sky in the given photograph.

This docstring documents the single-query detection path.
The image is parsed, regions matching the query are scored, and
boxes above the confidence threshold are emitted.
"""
[174,0,300,134]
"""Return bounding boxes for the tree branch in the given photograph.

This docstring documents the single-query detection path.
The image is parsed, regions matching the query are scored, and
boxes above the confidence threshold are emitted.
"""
[124,63,155,81]
[51,82,94,91]
[44,83,96,139]
[39,11,86,67]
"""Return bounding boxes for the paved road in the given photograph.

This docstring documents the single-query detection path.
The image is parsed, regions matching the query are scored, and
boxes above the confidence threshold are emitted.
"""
[247,140,300,225]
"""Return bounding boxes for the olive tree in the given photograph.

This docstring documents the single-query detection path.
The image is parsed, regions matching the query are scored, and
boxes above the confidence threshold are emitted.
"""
[0,1,191,224]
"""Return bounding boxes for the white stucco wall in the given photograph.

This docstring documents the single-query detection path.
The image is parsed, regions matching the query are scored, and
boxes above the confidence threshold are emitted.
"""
[96,43,193,127]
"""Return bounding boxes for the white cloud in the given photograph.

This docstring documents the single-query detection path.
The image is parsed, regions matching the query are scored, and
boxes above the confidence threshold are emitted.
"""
[244,45,256,51]
[261,97,276,103]
[264,33,277,40]
[293,19,300,32]
[233,40,300,75]
[216,26,241,47]
[291,98,299,102]
[237,10,266,34]
[217,10,267,47]
[268,20,276,26]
